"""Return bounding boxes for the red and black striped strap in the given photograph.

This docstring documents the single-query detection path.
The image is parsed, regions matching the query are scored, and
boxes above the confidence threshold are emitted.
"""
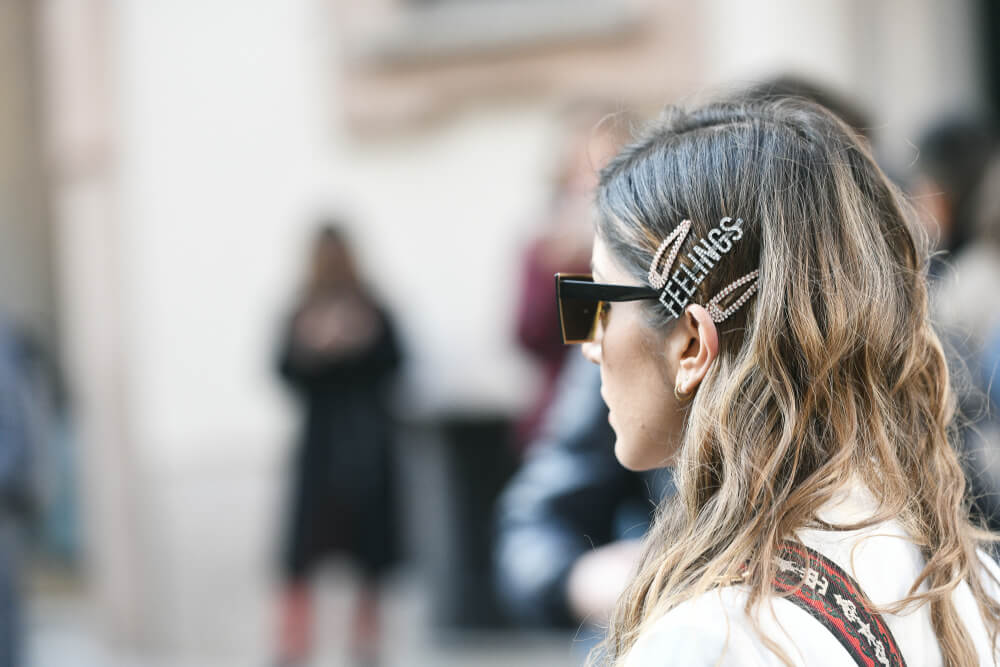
[773,541,907,667]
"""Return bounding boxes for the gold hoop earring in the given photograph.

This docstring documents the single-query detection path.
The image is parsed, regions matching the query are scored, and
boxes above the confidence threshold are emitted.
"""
[674,384,694,402]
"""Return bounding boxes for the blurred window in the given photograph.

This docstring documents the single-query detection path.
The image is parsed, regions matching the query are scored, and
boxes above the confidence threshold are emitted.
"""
[364,0,637,66]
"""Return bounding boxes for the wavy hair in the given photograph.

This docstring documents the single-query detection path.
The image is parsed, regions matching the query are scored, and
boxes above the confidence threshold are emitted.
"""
[589,98,1000,666]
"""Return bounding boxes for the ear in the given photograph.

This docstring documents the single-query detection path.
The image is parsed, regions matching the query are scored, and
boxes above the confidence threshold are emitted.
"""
[673,304,719,394]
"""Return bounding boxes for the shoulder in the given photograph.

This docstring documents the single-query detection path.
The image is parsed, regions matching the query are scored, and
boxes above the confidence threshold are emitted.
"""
[624,587,850,667]
[623,589,748,667]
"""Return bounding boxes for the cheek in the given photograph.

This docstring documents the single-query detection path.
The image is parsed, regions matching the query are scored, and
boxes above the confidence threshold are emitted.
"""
[634,371,677,441]
[602,322,680,469]
[617,399,684,470]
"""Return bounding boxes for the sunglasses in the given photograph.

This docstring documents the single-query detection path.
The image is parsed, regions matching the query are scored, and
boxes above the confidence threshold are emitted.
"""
[555,273,660,344]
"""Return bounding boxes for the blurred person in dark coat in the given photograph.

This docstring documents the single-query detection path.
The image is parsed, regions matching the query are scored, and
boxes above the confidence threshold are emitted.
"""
[275,224,401,667]
[494,353,672,632]
[500,107,650,640]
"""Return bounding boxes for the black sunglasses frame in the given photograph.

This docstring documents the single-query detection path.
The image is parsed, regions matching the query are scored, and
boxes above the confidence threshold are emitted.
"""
[555,273,660,344]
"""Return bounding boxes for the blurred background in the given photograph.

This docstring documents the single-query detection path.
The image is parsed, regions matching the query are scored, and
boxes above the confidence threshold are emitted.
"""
[3,0,1000,665]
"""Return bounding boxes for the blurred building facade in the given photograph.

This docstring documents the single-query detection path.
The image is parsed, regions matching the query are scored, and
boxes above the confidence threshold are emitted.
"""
[0,0,992,660]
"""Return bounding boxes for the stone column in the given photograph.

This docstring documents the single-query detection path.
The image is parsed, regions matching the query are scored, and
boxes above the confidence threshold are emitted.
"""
[38,0,153,646]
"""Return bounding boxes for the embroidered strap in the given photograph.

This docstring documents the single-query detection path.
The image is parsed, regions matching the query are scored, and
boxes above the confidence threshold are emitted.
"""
[774,542,907,667]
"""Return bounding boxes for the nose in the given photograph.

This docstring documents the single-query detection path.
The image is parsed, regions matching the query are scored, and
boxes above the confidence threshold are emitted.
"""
[581,313,604,365]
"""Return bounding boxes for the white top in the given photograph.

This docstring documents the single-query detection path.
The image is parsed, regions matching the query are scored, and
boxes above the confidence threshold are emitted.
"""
[624,483,1000,666]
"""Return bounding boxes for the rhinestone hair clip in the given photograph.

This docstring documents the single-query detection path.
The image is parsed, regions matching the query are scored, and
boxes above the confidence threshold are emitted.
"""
[706,270,759,323]
[648,219,692,289]
[647,217,759,323]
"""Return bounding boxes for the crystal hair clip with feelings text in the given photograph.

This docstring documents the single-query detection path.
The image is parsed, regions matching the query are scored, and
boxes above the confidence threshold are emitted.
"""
[647,217,759,323]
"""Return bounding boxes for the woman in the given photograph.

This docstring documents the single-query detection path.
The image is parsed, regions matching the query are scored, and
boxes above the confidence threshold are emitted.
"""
[276,225,401,666]
[554,99,1000,665]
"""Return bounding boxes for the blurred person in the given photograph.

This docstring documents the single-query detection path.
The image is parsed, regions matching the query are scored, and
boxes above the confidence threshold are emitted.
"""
[513,105,630,453]
[911,116,996,280]
[935,152,1000,534]
[275,224,402,667]
[499,105,658,649]
[911,118,1000,545]
[555,97,1000,665]
[494,353,671,631]
[0,315,45,667]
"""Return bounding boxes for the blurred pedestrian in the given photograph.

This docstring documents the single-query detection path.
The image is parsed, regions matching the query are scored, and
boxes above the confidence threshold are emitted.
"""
[495,354,671,632]
[513,104,629,453]
[275,224,402,667]
[911,116,996,280]
[558,97,1000,665]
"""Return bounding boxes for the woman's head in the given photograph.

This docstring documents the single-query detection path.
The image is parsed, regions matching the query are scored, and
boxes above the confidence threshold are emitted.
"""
[306,223,358,294]
[587,98,924,476]
[586,98,999,665]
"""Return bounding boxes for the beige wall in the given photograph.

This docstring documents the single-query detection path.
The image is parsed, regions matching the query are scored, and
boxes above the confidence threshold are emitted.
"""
[0,0,55,339]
